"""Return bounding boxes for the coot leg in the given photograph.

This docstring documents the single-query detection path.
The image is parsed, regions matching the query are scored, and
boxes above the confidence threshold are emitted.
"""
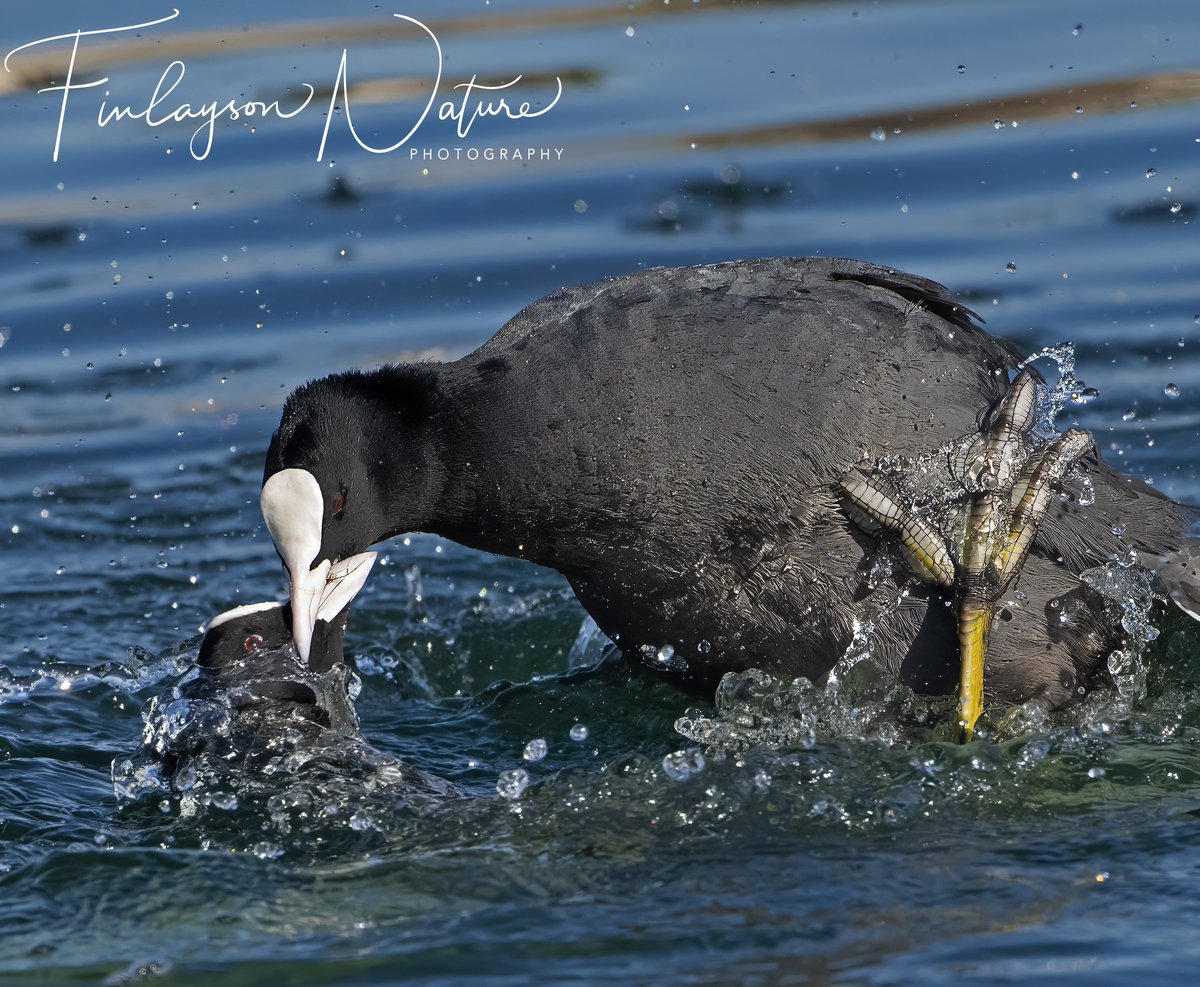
[956,375,1092,740]
[840,368,1096,741]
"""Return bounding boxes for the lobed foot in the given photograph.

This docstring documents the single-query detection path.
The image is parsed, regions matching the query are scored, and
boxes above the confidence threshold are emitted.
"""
[838,369,1096,740]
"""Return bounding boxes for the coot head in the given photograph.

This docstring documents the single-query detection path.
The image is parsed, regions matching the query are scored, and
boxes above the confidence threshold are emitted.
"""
[199,599,348,675]
[261,368,444,659]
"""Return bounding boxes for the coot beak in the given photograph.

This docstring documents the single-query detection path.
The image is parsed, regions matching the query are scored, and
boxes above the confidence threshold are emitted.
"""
[261,468,377,662]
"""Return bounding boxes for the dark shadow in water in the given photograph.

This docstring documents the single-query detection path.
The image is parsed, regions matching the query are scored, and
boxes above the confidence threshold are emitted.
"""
[1114,200,1197,223]
[626,170,799,235]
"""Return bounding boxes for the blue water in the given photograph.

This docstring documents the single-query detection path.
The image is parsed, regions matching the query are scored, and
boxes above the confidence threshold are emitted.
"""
[3,1,1200,983]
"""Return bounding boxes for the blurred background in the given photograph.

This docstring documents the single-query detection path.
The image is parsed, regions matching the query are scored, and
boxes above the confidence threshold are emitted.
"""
[2,2,1200,983]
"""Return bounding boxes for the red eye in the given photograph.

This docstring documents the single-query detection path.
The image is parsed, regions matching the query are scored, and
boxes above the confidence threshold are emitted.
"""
[332,493,344,516]
[243,634,264,654]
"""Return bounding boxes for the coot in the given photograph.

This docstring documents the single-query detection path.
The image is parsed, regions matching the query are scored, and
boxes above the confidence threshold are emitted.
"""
[260,257,1200,734]
[142,565,458,802]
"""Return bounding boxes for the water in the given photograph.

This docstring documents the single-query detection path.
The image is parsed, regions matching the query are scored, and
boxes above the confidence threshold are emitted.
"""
[3,0,1200,982]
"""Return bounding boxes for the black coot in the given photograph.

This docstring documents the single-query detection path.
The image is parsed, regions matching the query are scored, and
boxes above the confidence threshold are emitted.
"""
[140,583,459,801]
[260,257,1200,726]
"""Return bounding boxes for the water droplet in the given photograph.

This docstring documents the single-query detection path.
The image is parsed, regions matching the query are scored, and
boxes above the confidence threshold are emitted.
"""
[1070,171,1080,180]
[574,199,588,214]
[1074,106,1084,115]
[522,738,548,761]
[992,118,1004,130]
[1087,766,1105,779]
[569,723,589,742]
[1165,383,1180,398]
[661,748,705,781]
[1122,408,1136,421]
[956,64,966,74]
[1146,167,1156,178]
[1076,474,1096,507]
[1005,261,1016,273]
[869,126,887,142]
[1170,203,1183,214]
[655,644,675,664]
[625,25,635,36]
[210,792,238,811]
[697,639,711,653]
[497,768,530,800]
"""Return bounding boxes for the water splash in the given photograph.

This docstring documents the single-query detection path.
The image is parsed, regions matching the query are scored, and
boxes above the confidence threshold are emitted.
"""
[1018,341,1096,438]
[112,645,460,853]
[1080,561,1160,703]
[675,646,954,755]
[497,768,531,800]
[661,748,706,781]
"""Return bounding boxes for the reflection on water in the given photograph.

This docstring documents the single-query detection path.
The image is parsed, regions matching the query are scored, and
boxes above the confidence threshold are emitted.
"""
[3,0,1200,982]
[685,69,1200,150]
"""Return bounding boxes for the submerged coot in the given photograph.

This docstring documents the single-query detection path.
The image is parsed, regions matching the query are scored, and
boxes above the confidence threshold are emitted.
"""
[260,257,1200,730]
[145,564,458,801]
[164,556,377,771]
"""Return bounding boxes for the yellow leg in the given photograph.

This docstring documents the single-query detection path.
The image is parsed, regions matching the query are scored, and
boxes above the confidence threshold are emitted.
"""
[838,387,1093,746]
[957,600,990,740]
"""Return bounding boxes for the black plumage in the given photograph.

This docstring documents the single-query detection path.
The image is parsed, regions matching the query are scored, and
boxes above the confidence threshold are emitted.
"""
[264,257,1200,710]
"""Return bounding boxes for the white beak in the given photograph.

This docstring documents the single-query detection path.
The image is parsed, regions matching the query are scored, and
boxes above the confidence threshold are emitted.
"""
[261,468,376,662]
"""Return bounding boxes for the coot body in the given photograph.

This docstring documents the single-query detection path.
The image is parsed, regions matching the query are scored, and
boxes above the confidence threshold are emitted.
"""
[263,258,1199,711]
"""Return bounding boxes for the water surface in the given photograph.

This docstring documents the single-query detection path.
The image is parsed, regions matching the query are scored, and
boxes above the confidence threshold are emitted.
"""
[3,1,1200,983]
